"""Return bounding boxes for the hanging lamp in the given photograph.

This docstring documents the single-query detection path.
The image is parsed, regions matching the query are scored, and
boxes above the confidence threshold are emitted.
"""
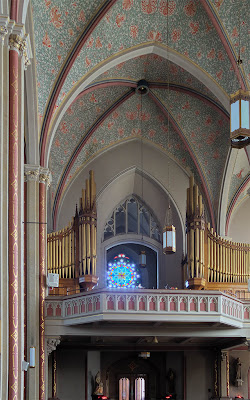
[230,2,250,148]
[162,8,176,255]
[139,250,146,267]
[230,90,250,148]
[163,206,176,254]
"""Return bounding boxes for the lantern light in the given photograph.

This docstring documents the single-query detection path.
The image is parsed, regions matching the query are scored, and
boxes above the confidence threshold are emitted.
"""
[230,89,250,148]
[163,225,176,254]
[139,250,146,267]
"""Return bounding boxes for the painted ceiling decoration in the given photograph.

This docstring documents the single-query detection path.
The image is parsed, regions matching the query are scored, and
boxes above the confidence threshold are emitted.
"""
[30,0,250,232]
[36,0,245,164]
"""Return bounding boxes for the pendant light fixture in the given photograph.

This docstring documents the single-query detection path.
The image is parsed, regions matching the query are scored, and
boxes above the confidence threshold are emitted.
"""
[163,4,176,254]
[136,80,149,267]
[230,2,250,148]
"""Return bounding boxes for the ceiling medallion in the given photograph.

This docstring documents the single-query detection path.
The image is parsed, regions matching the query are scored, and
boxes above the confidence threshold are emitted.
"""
[136,80,149,96]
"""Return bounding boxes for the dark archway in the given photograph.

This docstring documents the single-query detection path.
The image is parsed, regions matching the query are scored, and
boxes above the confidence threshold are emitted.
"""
[107,243,157,289]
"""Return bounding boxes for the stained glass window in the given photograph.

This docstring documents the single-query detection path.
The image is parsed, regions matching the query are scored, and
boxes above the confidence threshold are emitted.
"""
[107,254,141,288]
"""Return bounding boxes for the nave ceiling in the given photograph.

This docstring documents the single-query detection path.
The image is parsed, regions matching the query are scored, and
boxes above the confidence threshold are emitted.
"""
[27,0,250,232]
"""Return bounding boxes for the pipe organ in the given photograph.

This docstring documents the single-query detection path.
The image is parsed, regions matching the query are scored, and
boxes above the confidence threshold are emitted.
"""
[47,170,97,294]
[186,176,250,292]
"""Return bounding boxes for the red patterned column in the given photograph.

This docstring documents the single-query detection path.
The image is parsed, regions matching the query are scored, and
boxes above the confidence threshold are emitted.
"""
[39,170,51,400]
[8,34,21,400]
[24,180,27,399]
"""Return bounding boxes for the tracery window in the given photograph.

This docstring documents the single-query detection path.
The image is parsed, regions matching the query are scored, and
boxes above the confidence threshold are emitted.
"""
[103,197,161,242]
[107,253,141,288]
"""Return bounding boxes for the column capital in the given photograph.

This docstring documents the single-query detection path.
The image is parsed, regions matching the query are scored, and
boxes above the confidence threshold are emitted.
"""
[24,164,40,182]
[221,350,228,361]
[47,337,61,355]
[0,16,9,42]
[0,25,8,41]
[0,18,32,68]
[39,167,52,187]
[24,165,52,186]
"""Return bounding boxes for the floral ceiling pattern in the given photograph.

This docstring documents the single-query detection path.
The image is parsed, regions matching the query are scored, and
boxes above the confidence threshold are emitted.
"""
[209,0,250,87]
[93,54,223,105]
[49,84,129,189]
[57,0,238,113]
[32,0,104,118]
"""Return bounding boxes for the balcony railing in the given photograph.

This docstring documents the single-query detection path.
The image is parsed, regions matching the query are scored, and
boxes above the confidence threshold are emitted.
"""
[45,289,250,328]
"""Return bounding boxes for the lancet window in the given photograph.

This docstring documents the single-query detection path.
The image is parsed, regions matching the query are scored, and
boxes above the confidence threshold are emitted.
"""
[103,197,161,242]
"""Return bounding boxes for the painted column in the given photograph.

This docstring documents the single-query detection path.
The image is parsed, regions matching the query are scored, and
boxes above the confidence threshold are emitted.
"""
[0,17,9,400]
[24,180,27,399]
[47,337,61,399]
[39,169,51,400]
[8,31,22,400]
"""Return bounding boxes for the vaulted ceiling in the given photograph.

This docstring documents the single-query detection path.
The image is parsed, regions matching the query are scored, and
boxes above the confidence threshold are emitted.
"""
[30,0,250,231]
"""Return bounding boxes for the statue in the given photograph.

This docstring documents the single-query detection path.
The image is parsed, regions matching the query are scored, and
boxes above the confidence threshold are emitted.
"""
[235,357,243,387]
[166,368,176,394]
[236,358,241,380]
[93,371,104,395]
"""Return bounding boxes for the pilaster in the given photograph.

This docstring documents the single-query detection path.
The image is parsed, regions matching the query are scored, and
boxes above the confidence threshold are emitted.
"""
[24,164,40,400]
[0,15,32,400]
[220,351,230,399]
[39,168,51,400]
[0,14,9,400]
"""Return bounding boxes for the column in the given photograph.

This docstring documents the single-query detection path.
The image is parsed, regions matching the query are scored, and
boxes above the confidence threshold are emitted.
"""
[24,165,40,400]
[220,351,230,400]
[0,17,9,400]
[8,24,30,400]
[47,337,61,400]
[39,168,51,400]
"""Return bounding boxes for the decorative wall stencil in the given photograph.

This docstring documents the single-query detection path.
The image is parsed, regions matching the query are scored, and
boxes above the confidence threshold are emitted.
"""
[55,0,237,113]
[93,54,223,105]
[32,0,104,117]
[49,85,129,194]
[209,0,250,87]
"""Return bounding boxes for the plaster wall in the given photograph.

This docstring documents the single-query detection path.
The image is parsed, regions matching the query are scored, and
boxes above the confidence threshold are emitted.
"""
[185,350,214,400]
[229,349,250,399]
[56,348,86,400]
[228,197,250,243]
[56,140,188,230]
